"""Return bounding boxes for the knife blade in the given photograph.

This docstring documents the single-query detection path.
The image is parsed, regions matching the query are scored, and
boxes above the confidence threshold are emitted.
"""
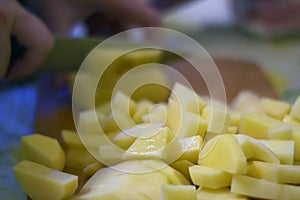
[38,37,102,73]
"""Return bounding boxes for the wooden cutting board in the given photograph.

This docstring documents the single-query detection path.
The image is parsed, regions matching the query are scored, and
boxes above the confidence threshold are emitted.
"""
[34,59,278,139]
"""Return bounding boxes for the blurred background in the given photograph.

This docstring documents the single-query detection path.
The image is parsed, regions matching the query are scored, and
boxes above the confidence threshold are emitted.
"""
[1,0,300,198]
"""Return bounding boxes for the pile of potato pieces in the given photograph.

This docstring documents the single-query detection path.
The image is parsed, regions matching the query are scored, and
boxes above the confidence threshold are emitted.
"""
[14,82,300,200]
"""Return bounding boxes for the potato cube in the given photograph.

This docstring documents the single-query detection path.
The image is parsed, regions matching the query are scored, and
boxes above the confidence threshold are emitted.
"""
[207,105,231,134]
[231,175,281,199]
[259,140,294,164]
[169,82,206,114]
[268,125,293,140]
[160,184,196,200]
[82,162,105,177]
[21,134,65,170]
[290,95,300,121]
[142,103,167,124]
[167,98,207,138]
[235,134,280,164]
[74,185,148,200]
[239,113,285,139]
[177,135,203,163]
[282,115,300,125]
[251,161,300,184]
[62,129,84,149]
[140,159,190,185]
[14,160,77,200]
[197,187,248,200]
[170,160,194,181]
[189,165,232,189]
[65,147,98,171]
[132,99,153,123]
[292,126,300,161]
[279,184,300,200]
[231,91,262,113]
[113,122,163,150]
[111,91,136,116]
[198,134,247,174]
[261,98,291,120]
[124,127,172,160]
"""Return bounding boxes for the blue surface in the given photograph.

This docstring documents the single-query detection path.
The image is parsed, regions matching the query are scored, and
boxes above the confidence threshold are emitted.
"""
[0,83,38,199]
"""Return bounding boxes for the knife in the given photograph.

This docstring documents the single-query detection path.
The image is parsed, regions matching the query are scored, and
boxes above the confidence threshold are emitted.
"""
[39,37,104,73]
[10,36,181,76]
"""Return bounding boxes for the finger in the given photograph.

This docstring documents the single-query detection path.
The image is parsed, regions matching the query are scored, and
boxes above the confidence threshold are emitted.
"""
[7,3,54,79]
[94,0,161,27]
[0,29,11,78]
[0,2,12,78]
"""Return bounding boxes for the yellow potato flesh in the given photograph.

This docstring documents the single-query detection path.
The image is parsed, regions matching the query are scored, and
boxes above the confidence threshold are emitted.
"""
[235,134,280,164]
[124,127,172,160]
[197,187,248,200]
[177,135,203,163]
[231,175,281,200]
[160,184,197,200]
[14,160,78,200]
[198,134,247,174]
[170,160,194,182]
[21,134,65,170]
[189,165,232,189]
[61,129,83,149]
[290,96,300,121]
[251,161,300,184]
[239,113,285,139]
[261,98,291,120]
[259,139,294,164]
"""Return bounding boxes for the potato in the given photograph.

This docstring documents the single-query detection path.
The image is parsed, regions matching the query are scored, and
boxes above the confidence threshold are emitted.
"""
[189,165,232,189]
[14,85,300,200]
[259,140,294,164]
[14,160,77,200]
[207,104,231,134]
[142,103,168,124]
[197,187,248,200]
[290,95,300,121]
[77,160,170,200]
[170,160,194,182]
[261,98,291,120]
[124,127,172,160]
[132,99,153,123]
[160,184,197,200]
[198,134,247,174]
[239,113,285,139]
[82,162,105,177]
[113,122,163,150]
[232,173,300,200]
[231,174,282,199]
[21,134,65,170]
[251,161,300,184]
[292,126,300,161]
[282,115,300,125]
[268,125,293,140]
[235,134,280,164]
[65,148,99,171]
[62,129,84,149]
[169,82,206,114]
[140,159,190,185]
[167,98,207,138]
[177,135,203,163]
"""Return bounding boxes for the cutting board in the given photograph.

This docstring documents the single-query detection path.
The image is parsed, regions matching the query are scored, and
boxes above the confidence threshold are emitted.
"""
[34,58,278,139]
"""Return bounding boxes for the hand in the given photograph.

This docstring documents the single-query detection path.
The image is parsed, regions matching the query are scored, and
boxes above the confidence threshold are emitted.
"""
[0,0,54,79]
[28,0,161,35]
